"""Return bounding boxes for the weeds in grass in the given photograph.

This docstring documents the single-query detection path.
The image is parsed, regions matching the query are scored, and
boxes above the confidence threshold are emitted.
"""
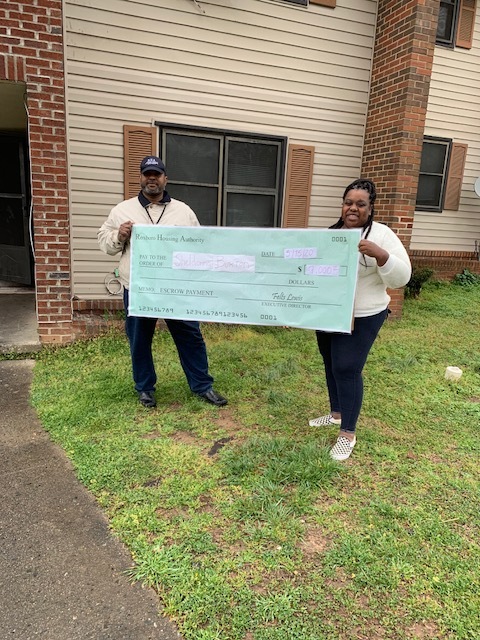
[452,268,480,287]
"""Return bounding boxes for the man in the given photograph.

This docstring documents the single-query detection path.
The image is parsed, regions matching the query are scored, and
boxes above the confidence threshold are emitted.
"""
[98,156,227,409]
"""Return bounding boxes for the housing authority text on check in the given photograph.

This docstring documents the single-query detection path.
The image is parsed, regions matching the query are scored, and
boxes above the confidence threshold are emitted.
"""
[129,226,361,333]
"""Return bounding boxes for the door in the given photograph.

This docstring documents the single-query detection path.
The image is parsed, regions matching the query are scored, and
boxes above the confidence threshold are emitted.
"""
[0,134,33,285]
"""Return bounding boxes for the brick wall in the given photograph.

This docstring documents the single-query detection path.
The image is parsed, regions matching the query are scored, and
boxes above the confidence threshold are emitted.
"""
[1,0,73,344]
[410,250,480,280]
[361,0,439,317]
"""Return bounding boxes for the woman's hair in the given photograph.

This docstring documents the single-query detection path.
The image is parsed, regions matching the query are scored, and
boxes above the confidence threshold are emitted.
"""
[330,178,376,239]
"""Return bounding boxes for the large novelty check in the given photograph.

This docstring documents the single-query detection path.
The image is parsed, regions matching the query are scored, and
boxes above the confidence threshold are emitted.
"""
[129,226,361,333]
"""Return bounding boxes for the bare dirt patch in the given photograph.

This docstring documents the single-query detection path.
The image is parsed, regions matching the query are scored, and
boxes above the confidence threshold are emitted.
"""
[406,620,443,639]
[211,407,246,437]
[141,430,162,440]
[171,430,201,446]
[300,526,331,556]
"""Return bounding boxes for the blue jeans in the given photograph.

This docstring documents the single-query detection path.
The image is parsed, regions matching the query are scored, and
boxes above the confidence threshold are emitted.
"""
[315,309,388,433]
[123,289,214,395]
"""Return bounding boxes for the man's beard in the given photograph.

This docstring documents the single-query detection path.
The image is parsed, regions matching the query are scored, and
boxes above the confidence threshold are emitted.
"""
[143,183,163,197]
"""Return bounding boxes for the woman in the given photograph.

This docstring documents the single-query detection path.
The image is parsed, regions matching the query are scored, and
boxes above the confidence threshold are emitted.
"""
[310,179,411,461]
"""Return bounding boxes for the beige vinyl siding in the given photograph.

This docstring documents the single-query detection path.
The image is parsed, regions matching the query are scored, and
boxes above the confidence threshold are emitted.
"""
[66,0,376,298]
[411,8,480,253]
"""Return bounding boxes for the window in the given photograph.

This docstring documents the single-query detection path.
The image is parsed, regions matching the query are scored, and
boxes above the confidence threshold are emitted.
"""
[282,0,308,5]
[416,137,468,212]
[437,0,460,45]
[123,126,314,228]
[416,137,451,211]
[159,126,286,227]
[436,0,477,48]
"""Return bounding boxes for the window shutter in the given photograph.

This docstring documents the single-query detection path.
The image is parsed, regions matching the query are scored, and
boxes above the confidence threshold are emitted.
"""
[309,0,336,7]
[444,143,468,211]
[123,125,157,199]
[282,144,315,228]
[456,0,476,49]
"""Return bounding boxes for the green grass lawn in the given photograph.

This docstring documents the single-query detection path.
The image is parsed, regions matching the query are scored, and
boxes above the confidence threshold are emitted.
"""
[30,282,480,640]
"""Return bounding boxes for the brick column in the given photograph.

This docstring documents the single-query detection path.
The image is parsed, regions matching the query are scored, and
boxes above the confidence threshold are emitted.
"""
[1,0,73,344]
[362,0,439,316]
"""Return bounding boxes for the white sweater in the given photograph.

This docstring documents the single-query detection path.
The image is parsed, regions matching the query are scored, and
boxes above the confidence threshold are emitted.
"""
[354,221,411,317]
[97,195,200,289]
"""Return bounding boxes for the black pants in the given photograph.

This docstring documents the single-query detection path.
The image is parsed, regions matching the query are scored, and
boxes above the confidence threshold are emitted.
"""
[123,288,214,395]
[315,309,388,433]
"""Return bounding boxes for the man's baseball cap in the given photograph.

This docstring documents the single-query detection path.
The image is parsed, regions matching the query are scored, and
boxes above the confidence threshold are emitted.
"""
[140,156,166,174]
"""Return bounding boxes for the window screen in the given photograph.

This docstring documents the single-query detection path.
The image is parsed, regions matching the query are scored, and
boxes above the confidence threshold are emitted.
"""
[227,140,278,189]
[167,184,219,226]
[162,127,284,227]
[416,138,451,211]
[225,193,276,227]
[165,133,220,184]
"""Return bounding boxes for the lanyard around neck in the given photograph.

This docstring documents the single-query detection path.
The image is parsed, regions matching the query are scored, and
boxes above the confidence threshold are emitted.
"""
[145,203,167,225]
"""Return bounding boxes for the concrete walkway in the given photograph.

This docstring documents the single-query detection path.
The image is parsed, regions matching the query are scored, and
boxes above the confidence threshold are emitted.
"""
[0,359,182,640]
[0,287,41,354]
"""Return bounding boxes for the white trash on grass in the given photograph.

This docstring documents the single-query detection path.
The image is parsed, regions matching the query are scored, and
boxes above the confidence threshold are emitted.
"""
[445,366,463,381]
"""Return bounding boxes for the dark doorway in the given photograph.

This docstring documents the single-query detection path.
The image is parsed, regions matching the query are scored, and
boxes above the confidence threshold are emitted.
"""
[0,133,33,285]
